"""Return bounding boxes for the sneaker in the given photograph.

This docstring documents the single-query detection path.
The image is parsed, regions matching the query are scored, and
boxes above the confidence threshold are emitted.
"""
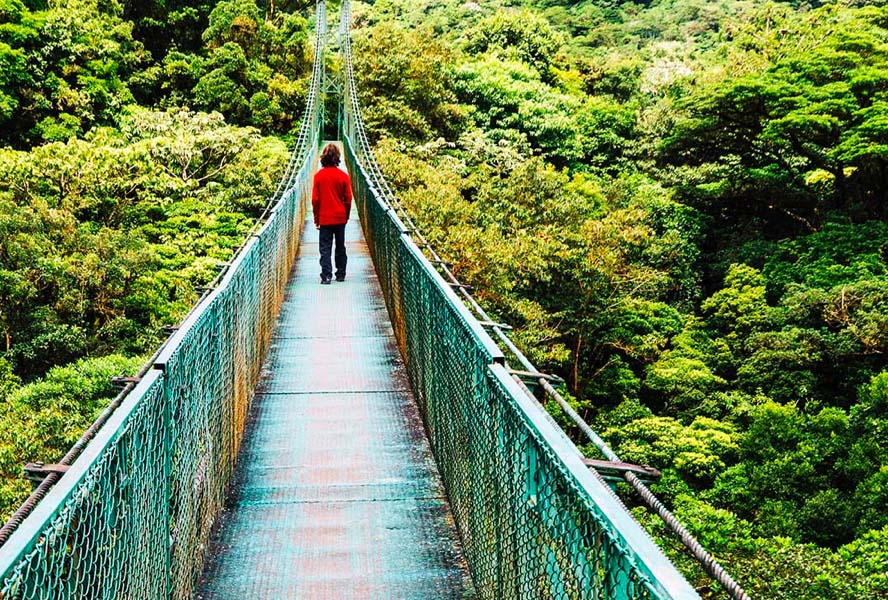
[335,275,346,282]
[320,276,332,285]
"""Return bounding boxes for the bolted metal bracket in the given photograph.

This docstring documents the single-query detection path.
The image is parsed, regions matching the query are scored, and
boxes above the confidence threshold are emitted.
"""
[23,462,70,489]
[583,458,661,486]
[479,320,513,331]
[507,369,565,397]
[508,368,564,384]
[111,375,142,388]
[429,258,453,269]
[448,283,475,294]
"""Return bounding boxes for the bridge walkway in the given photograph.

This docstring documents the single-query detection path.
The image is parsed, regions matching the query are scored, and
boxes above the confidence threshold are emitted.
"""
[194,163,476,598]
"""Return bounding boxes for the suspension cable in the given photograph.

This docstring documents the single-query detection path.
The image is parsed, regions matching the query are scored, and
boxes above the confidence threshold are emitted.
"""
[337,3,750,599]
[0,0,327,549]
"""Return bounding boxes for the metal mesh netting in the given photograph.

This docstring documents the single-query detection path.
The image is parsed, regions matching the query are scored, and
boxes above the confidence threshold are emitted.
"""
[0,372,169,600]
[339,1,698,597]
[0,3,326,598]
[342,138,691,600]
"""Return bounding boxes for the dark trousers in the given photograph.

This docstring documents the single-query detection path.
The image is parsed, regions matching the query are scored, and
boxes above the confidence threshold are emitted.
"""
[319,223,347,279]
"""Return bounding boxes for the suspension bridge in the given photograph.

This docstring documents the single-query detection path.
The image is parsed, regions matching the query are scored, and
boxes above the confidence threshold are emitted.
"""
[0,2,747,599]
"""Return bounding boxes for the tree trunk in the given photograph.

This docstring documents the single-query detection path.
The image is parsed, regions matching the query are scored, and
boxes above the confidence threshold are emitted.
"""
[573,334,582,395]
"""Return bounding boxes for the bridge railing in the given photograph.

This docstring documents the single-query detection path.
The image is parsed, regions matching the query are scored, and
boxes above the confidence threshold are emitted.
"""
[339,2,699,599]
[0,3,326,598]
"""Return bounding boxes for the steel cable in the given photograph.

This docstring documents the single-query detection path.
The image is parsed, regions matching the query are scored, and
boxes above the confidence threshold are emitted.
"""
[1,4,327,598]
[337,2,749,598]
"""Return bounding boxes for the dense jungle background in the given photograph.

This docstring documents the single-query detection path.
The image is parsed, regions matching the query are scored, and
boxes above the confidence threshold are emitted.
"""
[0,0,885,597]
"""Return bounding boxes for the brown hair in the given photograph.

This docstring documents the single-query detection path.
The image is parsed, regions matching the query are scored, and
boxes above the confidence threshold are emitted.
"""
[320,143,341,167]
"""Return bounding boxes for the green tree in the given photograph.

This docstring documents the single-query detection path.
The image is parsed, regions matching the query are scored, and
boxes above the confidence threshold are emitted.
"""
[465,8,564,76]
[0,0,148,146]
[701,264,772,357]
[353,22,464,142]
[661,5,888,236]
[0,108,287,380]
[0,354,143,520]
[452,56,637,170]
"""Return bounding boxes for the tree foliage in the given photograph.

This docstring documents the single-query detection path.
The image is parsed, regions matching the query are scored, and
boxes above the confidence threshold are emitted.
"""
[358,1,888,597]
[0,0,300,521]
[0,108,287,379]
[0,354,143,522]
[1,0,887,596]
[352,23,464,142]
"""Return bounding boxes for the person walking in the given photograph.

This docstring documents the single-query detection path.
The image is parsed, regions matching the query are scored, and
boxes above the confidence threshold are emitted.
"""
[312,143,353,284]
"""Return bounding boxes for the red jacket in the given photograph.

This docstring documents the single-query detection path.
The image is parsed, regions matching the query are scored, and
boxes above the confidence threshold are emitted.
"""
[312,166,352,226]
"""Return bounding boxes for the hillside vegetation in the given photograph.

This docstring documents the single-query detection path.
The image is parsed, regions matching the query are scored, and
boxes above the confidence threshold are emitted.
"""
[0,0,885,597]
[0,0,312,520]
[349,0,888,597]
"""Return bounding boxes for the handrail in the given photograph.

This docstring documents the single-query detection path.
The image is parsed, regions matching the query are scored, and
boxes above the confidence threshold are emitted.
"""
[338,2,704,598]
[0,3,326,597]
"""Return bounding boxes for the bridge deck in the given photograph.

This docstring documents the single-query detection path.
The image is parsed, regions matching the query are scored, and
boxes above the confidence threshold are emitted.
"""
[195,184,476,598]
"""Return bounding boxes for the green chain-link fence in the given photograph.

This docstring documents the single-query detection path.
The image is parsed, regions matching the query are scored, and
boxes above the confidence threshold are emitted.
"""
[0,3,326,598]
[1,1,707,596]
[339,1,699,598]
